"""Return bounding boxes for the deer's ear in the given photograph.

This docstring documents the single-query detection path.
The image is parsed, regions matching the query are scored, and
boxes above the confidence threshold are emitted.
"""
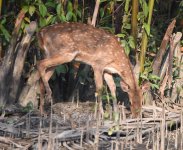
[120,81,129,92]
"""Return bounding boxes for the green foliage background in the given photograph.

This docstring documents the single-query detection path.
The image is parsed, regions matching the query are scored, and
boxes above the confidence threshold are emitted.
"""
[0,0,182,90]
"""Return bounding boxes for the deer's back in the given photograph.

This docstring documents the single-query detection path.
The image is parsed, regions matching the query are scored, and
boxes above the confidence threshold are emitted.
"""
[37,22,122,58]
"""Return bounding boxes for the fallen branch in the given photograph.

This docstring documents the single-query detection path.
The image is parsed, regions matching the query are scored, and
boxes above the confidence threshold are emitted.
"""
[152,19,176,75]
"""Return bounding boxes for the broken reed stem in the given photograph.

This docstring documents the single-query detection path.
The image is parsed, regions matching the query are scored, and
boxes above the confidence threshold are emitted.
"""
[157,130,160,150]
[80,128,83,147]
[140,114,143,143]
[76,89,79,107]
[47,97,53,150]
[136,117,140,143]
[175,121,178,149]
[91,0,100,26]
[181,106,183,149]
[94,94,98,119]
[38,117,43,150]
[146,131,150,149]
[125,122,129,147]
[94,110,100,150]
[160,102,165,150]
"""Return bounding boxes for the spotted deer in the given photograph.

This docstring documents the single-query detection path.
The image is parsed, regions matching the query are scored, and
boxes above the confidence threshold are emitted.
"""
[37,22,142,117]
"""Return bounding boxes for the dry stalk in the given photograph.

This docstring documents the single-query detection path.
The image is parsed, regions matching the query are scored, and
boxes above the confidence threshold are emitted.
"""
[122,104,126,121]
[76,89,79,107]
[146,131,150,149]
[175,121,178,149]
[157,130,160,150]
[80,128,84,147]
[91,0,100,26]
[152,127,155,150]
[94,97,101,150]
[136,117,140,143]
[47,98,53,150]
[168,32,182,88]
[94,95,98,119]
[125,122,129,147]
[160,102,165,150]
[38,117,43,150]
[181,107,183,149]
[165,123,168,137]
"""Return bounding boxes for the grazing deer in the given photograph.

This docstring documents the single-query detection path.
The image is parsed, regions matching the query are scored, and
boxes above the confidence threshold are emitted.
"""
[37,22,142,117]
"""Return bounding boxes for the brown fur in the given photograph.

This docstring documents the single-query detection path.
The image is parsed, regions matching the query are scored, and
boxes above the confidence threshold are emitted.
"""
[37,22,142,117]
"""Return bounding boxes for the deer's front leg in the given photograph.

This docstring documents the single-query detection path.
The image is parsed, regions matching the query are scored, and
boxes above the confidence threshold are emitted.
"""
[104,73,118,113]
[93,68,104,115]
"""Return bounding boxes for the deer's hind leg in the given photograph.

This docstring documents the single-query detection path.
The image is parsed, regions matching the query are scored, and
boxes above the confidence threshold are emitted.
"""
[39,69,54,115]
[37,52,79,103]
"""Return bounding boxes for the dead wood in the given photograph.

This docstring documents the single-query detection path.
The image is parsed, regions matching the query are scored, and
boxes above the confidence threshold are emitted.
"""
[18,70,40,107]
[159,70,169,99]
[0,10,25,106]
[170,34,183,103]
[0,10,37,109]
[0,102,182,149]
[0,122,20,135]
[0,136,24,148]
[168,32,182,87]
[1,10,25,66]
[152,19,176,76]
[9,21,37,102]
[158,32,182,100]
[159,50,169,80]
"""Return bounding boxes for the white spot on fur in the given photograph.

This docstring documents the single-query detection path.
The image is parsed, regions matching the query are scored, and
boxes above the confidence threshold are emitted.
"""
[43,45,50,57]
